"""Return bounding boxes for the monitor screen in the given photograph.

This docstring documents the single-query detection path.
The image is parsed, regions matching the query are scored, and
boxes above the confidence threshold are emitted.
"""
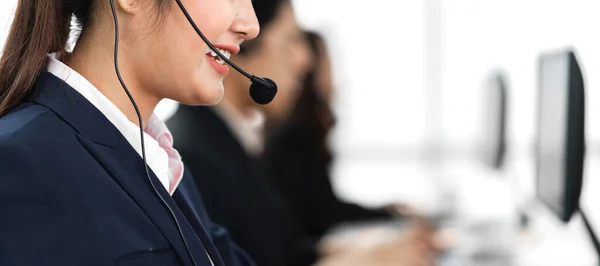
[478,72,508,170]
[535,50,584,223]
[536,54,569,214]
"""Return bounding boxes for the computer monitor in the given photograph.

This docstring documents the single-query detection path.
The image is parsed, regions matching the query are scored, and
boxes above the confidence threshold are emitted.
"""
[535,49,585,224]
[479,71,508,170]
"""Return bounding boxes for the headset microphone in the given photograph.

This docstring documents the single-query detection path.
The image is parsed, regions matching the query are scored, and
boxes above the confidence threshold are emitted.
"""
[174,0,278,105]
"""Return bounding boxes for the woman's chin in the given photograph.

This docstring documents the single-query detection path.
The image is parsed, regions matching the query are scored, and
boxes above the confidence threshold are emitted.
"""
[206,81,225,105]
[179,83,224,106]
[206,88,224,105]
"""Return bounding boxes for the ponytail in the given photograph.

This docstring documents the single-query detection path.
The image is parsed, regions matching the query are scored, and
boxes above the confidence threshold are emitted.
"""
[0,0,74,116]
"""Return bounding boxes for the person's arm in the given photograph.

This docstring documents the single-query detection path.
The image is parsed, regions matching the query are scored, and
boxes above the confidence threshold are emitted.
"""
[263,146,393,236]
[315,222,436,266]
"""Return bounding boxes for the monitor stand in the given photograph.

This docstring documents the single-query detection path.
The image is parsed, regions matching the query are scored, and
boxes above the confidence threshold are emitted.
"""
[580,210,600,264]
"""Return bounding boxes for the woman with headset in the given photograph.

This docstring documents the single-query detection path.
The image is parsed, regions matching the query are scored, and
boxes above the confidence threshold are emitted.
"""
[0,0,259,265]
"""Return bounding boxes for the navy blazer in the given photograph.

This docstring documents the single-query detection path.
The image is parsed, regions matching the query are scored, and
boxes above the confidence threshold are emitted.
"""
[0,72,254,266]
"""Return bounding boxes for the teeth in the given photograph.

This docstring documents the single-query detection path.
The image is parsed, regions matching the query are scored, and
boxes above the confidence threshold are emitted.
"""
[218,48,231,60]
[205,47,231,65]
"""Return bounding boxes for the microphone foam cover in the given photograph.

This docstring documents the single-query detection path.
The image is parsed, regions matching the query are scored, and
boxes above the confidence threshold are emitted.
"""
[249,77,278,105]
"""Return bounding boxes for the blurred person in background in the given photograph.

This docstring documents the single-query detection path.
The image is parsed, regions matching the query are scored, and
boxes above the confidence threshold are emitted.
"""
[262,31,411,240]
[167,0,437,265]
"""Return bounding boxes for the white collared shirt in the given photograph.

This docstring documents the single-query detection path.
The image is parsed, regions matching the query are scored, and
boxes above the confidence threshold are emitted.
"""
[46,55,183,195]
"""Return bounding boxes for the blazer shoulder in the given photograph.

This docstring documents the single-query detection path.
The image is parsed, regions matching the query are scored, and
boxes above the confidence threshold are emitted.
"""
[0,102,72,146]
[0,102,81,178]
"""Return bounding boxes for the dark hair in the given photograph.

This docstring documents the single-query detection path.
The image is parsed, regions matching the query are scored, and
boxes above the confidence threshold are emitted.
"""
[0,0,170,117]
[295,31,331,122]
[239,0,290,54]
[289,30,335,166]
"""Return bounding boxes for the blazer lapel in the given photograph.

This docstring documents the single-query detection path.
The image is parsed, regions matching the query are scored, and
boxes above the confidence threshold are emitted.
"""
[29,72,211,265]
[84,138,215,265]
[173,189,226,266]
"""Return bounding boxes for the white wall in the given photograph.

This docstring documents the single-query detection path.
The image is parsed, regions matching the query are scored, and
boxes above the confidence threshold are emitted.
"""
[293,0,428,155]
[0,1,15,45]
[442,0,600,153]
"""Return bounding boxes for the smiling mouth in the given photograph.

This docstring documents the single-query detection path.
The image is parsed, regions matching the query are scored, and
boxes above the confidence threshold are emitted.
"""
[205,48,231,65]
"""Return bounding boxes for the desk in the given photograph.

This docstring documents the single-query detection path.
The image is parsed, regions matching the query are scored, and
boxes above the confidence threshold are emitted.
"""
[329,157,598,265]
[515,208,597,266]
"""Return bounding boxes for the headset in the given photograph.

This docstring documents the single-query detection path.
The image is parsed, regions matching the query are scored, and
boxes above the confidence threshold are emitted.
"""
[109,0,279,265]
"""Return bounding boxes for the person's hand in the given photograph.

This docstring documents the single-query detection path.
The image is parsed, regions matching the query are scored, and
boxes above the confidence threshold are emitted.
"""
[318,217,440,256]
[318,226,400,255]
[409,216,436,247]
[315,227,435,266]
[365,228,435,266]
[407,216,454,255]
[383,203,416,217]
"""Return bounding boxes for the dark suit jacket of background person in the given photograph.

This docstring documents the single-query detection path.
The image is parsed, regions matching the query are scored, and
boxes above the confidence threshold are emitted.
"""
[167,105,319,266]
[0,72,254,266]
[262,120,393,238]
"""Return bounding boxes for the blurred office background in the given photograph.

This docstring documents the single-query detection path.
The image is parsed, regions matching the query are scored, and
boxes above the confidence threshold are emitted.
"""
[2,0,600,265]
[290,2,600,264]
[290,0,600,210]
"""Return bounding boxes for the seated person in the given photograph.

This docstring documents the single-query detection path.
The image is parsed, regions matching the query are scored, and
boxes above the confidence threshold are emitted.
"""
[262,31,406,239]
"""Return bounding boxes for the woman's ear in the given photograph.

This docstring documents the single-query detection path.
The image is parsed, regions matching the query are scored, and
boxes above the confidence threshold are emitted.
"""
[115,0,145,15]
